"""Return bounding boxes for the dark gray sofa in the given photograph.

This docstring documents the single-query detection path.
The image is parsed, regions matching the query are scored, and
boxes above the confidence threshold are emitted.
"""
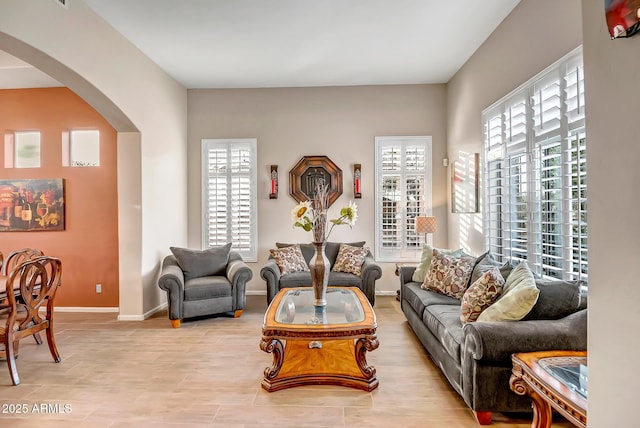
[399,264,587,425]
[260,241,381,306]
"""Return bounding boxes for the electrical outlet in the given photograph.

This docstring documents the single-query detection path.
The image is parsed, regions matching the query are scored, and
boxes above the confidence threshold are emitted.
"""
[96,283,102,293]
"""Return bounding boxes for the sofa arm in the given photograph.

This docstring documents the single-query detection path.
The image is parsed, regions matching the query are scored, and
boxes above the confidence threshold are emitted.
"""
[360,255,381,306]
[227,251,253,311]
[463,309,587,362]
[260,260,282,305]
[158,255,185,320]
[399,265,418,286]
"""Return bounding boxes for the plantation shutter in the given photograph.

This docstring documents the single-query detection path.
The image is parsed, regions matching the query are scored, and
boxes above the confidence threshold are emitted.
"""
[375,136,432,262]
[202,139,257,261]
[483,47,587,281]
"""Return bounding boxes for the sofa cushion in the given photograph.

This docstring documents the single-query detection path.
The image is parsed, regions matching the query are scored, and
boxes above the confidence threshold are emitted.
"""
[524,279,584,320]
[423,249,476,299]
[278,271,364,288]
[184,276,232,301]
[270,245,309,274]
[412,244,463,283]
[423,304,465,362]
[332,244,369,275]
[468,251,517,288]
[477,262,539,322]
[170,243,231,281]
[460,267,505,324]
[403,283,461,320]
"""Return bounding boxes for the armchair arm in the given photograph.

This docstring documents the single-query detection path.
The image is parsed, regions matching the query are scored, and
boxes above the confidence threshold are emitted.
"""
[360,254,381,306]
[158,255,185,320]
[260,260,282,305]
[463,309,588,362]
[227,251,253,311]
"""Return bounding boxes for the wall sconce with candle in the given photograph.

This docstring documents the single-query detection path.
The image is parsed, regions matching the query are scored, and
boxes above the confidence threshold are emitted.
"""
[354,164,362,199]
[269,165,278,199]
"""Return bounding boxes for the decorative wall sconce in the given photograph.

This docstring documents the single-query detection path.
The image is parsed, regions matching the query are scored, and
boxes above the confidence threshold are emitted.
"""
[269,165,278,199]
[354,164,362,199]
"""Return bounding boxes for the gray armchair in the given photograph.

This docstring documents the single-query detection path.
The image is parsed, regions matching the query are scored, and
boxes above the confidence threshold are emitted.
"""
[260,242,381,306]
[158,248,252,328]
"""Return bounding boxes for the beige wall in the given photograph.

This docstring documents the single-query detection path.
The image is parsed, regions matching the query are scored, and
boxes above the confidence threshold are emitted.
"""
[0,0,188,318]
[582,0,638,424]
[446,0,583,255]
[188,85,448,295]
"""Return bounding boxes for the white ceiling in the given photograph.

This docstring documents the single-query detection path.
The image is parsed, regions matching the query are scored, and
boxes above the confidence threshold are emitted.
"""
[0,0,520,89]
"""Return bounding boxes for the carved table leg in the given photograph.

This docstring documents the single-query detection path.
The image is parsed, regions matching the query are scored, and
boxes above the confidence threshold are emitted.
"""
[355,334,379,380]
[260,337,284,387]
[510,370,552,428]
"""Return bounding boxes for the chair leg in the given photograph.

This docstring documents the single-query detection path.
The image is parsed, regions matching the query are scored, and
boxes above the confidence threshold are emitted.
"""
[170,319,181,328]
[5,337,20,386]
[234,309,243,318]
[45,327,61,363]
[33,332,43,345]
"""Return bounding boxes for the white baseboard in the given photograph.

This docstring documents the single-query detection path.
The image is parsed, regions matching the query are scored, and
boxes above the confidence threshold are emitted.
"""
[53,306,119,313]
[118,302,167,321]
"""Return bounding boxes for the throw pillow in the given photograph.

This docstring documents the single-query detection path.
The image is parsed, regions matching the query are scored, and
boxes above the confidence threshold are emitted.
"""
[170,243,232,281]
[524,279,584,320]
[468,251,517,287]
[477,262,540,322]
[412,244,463,283]
[422,249,476,299]
[332,244,369,276]
[269,245,309,274]
[460,267,505,324]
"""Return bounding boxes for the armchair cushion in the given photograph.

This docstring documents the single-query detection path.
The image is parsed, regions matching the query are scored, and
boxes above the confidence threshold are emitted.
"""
[170,243,232,281]
[184,276,231,300]
[332,244,369,275]
[269,245,309,274]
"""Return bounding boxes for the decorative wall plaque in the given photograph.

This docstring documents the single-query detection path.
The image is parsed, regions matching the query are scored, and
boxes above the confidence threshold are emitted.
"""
[289,156,343,207]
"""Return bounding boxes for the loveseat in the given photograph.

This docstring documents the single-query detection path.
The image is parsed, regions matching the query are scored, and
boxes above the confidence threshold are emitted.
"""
[399,251,587,425]
[260,241,381,305]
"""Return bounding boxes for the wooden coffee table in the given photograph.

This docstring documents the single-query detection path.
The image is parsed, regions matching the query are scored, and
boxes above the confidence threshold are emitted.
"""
[510,350,587,428]
[260,286,378,392]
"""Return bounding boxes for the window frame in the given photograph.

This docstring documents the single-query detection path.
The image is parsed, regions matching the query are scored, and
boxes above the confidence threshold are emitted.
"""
[201,138,258,262]
[482,47,587,281]
[374,135,432,262]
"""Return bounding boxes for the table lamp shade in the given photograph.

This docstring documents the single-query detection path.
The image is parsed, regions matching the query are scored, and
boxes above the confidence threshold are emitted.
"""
[415,216,437,234]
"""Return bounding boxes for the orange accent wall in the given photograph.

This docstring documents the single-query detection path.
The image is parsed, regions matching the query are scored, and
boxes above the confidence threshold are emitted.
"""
[0,87,119,307]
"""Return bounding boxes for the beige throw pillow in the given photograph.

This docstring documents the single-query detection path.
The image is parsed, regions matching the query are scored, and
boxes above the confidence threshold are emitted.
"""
[269,245,309,274]
[476,262,539,322]
[332,244,369,275]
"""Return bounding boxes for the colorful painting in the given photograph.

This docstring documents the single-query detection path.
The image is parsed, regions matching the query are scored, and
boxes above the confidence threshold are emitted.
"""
[606,0,640,38]
[0,179,65,232]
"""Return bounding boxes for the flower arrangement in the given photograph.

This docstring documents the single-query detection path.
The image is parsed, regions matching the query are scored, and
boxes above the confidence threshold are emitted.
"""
[291,184,358,243]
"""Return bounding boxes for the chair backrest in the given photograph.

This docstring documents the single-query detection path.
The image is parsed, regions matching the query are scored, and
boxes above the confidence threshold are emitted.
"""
[1,248,44,276]
[5,256,62,334]
[0,251,3,273]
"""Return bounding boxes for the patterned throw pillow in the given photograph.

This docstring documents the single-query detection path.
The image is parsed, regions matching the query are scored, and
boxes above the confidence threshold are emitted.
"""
[423,249,476,299]
[411,244,464,283]
[269,245,309,274]
[332,244,369,275]
[460,267,505,324]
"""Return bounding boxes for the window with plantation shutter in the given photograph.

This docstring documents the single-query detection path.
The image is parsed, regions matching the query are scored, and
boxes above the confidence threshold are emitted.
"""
[202,138,257,261]
[375,136,432,262]
[483,47,587,282]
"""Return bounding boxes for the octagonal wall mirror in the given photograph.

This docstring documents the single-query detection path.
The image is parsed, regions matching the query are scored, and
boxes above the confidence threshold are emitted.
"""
[289,155,343,207]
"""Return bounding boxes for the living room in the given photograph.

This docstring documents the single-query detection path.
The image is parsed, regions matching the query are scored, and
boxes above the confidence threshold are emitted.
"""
[0,0,635,426]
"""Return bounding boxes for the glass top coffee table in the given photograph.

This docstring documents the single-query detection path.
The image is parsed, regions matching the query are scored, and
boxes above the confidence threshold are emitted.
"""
[510,351,587,428]
[260,287,378,392]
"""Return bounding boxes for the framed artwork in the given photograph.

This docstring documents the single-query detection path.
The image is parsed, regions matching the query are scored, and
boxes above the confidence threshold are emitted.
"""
[451,153,479,214]
[289,156,343,207]
[0,178,65,231]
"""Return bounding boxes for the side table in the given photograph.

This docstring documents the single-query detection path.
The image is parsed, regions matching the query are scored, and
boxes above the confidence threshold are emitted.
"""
[510,350,587,428]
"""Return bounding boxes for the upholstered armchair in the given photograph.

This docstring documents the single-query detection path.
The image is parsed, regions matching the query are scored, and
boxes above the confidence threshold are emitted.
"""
[158,244,252,328]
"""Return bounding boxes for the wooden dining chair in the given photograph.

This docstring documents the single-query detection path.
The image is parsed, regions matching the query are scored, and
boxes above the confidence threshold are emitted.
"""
[0,256,62,386]
[1,248,46,345]
[1,248,44,276]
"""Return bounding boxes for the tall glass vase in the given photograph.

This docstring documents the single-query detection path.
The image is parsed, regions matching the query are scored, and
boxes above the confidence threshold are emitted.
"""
[309,241,329,307]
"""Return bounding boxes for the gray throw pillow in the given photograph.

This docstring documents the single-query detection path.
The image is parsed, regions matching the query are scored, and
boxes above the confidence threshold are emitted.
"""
[468,251,518,288]
[523,279,584,320]
[170,243,232,281]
